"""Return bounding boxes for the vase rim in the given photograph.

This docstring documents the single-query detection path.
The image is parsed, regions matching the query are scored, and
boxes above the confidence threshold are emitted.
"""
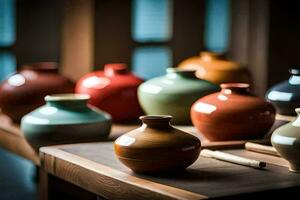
[289,68,300,75]
[104,63,128,75]
[45,93,90,102]
[295,108,300,115]
[220,83,250,89]
[22,62,58,71]
[139,115,173,121]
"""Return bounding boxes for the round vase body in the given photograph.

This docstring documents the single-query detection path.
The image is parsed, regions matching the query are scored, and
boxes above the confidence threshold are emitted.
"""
[114,115,201,173]
[0,62,74,122]
[138,69,220,125]
[271,109,300,173]
[76,63,144,122]
[191,83,276,141]
[21,94,112,148]
[178,51,251,84]
[266,68,300,116]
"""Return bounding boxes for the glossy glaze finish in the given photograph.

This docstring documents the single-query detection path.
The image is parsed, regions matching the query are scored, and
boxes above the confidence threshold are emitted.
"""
[138,69,220,125]
[191,83,276,141]
[178,51,251,84]
[114,115,201,173]
[21,94,112,147]
[271,108,300,172]
[266,68,300,115]
[0,62,74,122]
[76,63,144,122]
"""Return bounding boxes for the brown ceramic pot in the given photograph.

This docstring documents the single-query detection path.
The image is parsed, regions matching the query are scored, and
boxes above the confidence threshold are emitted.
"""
[191,83,276,141]
[178,51,251,84]
[0,62,74,122]
[114,115,201,173]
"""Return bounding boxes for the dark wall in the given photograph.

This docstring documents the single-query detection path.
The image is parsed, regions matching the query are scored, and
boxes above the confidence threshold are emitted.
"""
[267,1,300,87]
[16,0,61,66]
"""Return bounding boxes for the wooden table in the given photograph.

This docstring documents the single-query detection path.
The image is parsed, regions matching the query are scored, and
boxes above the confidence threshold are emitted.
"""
[40,141,300,200]
[2,113,288,165]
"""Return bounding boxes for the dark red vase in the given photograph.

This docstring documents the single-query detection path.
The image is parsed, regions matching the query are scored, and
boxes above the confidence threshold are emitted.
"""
[191,83,276,141]
[0,62,74,122]
[75,63,144,122]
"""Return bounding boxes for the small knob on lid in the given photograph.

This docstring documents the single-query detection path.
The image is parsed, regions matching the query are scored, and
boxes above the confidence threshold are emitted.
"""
[140,115,173,128]
[220,83,250,94]
[200,51,219,61]
[104,63,128,76]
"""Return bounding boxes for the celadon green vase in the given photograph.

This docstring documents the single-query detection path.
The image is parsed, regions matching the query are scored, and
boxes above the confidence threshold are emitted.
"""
[21,94,112,148]
[271,108,300,173]
[137,69,220,125]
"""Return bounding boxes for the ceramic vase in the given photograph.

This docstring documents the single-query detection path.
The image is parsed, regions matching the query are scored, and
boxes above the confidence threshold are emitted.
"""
[21,94,112,148]
[114,115,201,173]
[266,68,300,116]
[271,108,300,173]
[137,68,220,125]
[191,83,276,141]
[0,62,74,122]
[75,63,144,122]
[178,51,251,84]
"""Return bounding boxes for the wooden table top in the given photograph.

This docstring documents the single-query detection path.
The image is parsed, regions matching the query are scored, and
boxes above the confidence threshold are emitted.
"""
[40,141,300,200]
[0,113,295,166]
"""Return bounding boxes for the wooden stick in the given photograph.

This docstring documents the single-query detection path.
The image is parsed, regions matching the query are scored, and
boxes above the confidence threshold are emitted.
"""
[245,142,280,157]
[200,149,266,169]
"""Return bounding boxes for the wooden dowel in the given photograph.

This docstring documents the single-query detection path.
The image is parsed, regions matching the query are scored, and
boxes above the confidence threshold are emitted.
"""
[200,149,266,169]
[245,142,280,157]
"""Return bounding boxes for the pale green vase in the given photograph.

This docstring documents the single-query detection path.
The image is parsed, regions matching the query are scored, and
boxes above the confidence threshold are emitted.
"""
[271,108,300,173]
[137,69,220,125]
[21,94,112,148]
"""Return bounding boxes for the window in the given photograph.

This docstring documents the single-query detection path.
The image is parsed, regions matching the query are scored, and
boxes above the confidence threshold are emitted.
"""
[204,0,231,53]
[132,0,173,79]
[0,0,16,80]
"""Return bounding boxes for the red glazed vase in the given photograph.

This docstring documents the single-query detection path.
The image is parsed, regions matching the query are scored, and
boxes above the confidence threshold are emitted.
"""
[191,83,276,141]
[75,63,144,122]
[0,62,74,122]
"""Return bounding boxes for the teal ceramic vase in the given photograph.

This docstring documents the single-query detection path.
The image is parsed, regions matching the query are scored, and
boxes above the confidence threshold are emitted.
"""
[271,108,300,173]
[21,94,112,148]
[137,69,220,124]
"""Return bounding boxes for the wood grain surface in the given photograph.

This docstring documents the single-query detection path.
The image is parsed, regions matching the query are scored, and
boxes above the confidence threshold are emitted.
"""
[0,113,293,166]
[40,142,300,199]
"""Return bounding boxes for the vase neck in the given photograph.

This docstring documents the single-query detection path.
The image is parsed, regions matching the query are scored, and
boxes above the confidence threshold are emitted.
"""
[289,68,300,85]
[166,68,198,79]
[200,51,219,61]
[22,62,58,73]
[104,63,128,77]
[140,115,173,129]
[220,83,250,95]
[45,94,89,109]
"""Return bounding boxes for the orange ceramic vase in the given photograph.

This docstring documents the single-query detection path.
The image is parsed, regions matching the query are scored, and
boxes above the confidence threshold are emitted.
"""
[191,83,276,141]
[114,115,201,173]
[178,51,251,84]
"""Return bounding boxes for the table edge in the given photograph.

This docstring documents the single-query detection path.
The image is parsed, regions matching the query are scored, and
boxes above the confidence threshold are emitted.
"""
[40,146,207,200]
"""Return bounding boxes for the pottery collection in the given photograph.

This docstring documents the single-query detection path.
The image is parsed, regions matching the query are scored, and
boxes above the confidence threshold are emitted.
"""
[3,59,299,175]
[21,94,112,148]
[114,115,201,173]
[76,63,144,122]
[138,68,220,125]
[191,83,276,141]
[266,68,300,116]
[0,62,74,122]
[178,51,251,84]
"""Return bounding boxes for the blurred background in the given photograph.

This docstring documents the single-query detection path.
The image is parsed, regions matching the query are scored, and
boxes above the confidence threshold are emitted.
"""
[1,0,300,96]
[0,0,300,199]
